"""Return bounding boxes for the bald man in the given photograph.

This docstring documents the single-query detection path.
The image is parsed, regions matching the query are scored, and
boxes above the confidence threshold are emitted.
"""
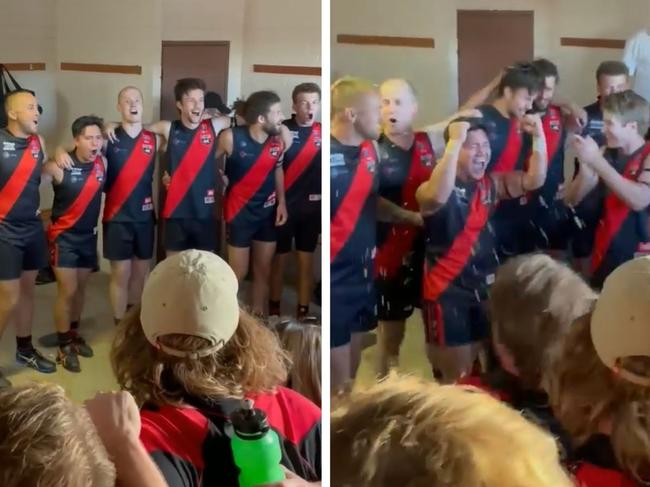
[374,79,433,377]
[0,90,56,383]
[330,78,421,393]
[56,87,159,328]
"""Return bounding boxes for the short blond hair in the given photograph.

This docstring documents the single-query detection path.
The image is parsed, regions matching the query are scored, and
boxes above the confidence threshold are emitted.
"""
[602,89,650,136]
[331,76,375,118]
[490,254,597,389]
[0,383,115,487]
[278,319,321,407]
[331,375,573,487]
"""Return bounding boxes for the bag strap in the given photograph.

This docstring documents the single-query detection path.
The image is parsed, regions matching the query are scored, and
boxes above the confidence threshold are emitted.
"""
[0,64,23,94]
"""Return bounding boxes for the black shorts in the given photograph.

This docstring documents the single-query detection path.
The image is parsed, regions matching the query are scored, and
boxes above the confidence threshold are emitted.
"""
[103,221,155,261]
[331,280,377,348]
[164,218,217,253]
[50,231,98,269]
[422,292,490,346]
[276,210,320,254]
[376,256,423,321]
[0,221,48,280]
[227,213,276,248]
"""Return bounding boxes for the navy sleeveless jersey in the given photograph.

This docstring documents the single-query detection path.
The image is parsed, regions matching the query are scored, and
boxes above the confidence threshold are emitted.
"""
[51,153,105,235]
[330,137,378,287]
[591,143,650,287]
[375,133,434,279]
[224,126,283,225]
[0,129,43,225]
[522,105,566,209]
[283,118,321,214]
[583,100,606,147]
[423,176,499,303]
[164,120,217,220]
[104,127,156,222]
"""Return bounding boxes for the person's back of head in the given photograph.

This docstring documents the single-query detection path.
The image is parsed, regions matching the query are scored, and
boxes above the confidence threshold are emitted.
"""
[490,254,597,389]
[111,250,289,406]
[331,375,573,487]
[547,257,650,482]
[0,382,115,487]
[277,318,321,407]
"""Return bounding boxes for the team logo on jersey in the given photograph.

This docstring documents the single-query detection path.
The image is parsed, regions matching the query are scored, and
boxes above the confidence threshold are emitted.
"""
[264,191,277,208]
[480,187,492,206]
[330,153,345,167]
[142,144,153,155]
[550,119,561,132]
[200,135,213,145]
[421,154,434,167]
[204,189,215,204]
[142,197,153,212]
[366,159,376,174]
[29,140,40,159]
[95,166,104,182]
[270,146,281,158]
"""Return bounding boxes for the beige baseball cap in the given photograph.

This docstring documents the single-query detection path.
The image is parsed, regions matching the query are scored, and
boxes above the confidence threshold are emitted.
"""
[591,255,650,386]
[140,250,240,359]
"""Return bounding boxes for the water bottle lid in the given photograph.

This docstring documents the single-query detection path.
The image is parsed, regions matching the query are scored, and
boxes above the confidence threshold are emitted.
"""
[231,405,270,439]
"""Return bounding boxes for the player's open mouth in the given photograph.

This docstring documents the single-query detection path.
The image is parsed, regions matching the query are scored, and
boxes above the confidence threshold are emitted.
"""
[91,149,98,156]
[389,117,397,124]
[130,110,138,115]
[191,111,201,116]
[33,120,38,125]
[308,113,314,120]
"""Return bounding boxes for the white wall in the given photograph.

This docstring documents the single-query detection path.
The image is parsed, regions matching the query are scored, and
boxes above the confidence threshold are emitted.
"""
[161,0,246,105]
[240,0,322,117]
[332,0,650,125]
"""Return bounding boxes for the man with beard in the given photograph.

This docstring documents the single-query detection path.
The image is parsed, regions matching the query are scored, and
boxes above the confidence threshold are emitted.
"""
[566,90,650,288]
[416,116,547,382]
[269,83,321,320]
[330,77,420,393]
[216,90,290,317]
[516,59,574,255]
[0,90,55,384]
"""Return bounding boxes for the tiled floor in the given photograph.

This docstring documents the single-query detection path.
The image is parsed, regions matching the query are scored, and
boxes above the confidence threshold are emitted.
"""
[355,309,433,389]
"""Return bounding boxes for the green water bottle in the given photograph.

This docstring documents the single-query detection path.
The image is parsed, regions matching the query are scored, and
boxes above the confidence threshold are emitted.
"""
[231,401,285,487]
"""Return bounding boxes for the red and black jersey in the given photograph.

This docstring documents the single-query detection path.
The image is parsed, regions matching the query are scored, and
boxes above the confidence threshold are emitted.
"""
[103,127,156,223]
[591,142,650,288]
[375,132,434,280]
[282,118,321,215]
[330,137,379,288]
[163,120,217,221]
[224,126,283,225]
[48,153,105,241]
[521,105,566,210]
[140,387,321,487]
[422,176,499,303]
[0,128,43,226]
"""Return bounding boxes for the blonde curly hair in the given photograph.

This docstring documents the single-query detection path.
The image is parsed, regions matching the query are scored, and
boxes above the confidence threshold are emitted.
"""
[0,382,115,487]
[331,375,573,487]
[111,305,290,406]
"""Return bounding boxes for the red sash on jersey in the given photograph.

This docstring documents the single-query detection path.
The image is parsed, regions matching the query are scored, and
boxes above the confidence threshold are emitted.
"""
[284,123,321,191]
[48,157,105,242]
[330,140,376,263]
[423,177,493,301]
[163,121,214,219]
[374,133,434,279]
[491,118,523,173]
[224,136,283,222]
[103,130,155,221]
[0,135,40,221]
[573,463,637,487]
[591,143,650,273]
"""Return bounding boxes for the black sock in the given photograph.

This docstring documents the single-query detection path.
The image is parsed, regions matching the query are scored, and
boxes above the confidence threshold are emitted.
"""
[57,331,73,347]
[269,300,281,317]
[297,305,309,319]
[16,335,33,351]
[70,321,79,331]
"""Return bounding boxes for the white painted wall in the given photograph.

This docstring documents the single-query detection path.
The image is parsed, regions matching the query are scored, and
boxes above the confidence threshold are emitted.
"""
[240,0,322,117]
[332,0,650,125]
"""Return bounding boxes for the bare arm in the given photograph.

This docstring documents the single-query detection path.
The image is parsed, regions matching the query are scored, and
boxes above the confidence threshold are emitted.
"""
[280,124,294,153]
[143,120,172,142]
[590,151,650,211]
[210,115,231,137]
[376,197,423,225]
[42,160,64,185]
[415,121,467,214]
[216,128,233,160]
[564,161,599,207]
